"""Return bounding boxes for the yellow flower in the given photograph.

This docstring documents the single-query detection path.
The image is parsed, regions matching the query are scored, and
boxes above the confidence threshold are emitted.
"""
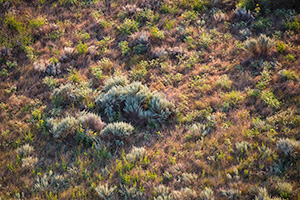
[256,4,259,6]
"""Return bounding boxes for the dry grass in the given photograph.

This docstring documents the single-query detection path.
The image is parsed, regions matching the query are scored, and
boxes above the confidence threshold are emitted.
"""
[0,0,300,199]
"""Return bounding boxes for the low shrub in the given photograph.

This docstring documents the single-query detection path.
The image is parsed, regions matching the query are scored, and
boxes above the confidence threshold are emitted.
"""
[119,18,139,35]
[277,138,300,158]
[78,112,105,132]
[101,122,134,140]
[96,76,175,124]
[48,112,105,139]
[244,34,273,57]
[48,116,79,139]
[51,82,94,107]
[260,90,281,109]
[95,183,117,199]
[125,146,146,163]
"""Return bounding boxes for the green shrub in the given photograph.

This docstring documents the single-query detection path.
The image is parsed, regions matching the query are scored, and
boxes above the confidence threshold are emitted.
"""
[136,8,155,22]
[151,26,165,40]
[91,65,103,80]
[77,41,88,54]
[256,67,271,90]
[0,69,9,77]
[43,76,59,90]
[29,17,47,28]
[223,91,245,106]
[260,90,281,109]
[217,75,232,90]
[98,36,114,53]
[285,54,296,62]
[276,42,285,53]
[119,18,139,35]
[285,18,300,31]
[131,64,147,81]
[98,57,113,72]
[279,69,299,81]
[6,60,17,68]
[5,13,24,33]
[235,141,251,158]
[118,41,130,55]
[253,17,272,32]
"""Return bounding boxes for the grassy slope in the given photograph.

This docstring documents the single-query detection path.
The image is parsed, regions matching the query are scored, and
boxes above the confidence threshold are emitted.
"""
[0,0,300,199]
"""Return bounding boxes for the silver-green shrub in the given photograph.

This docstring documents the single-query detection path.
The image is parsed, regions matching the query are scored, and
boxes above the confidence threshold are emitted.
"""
[255,187,282,200]
[103,75,129,92]
[277,138,300,158]
[49,112,106,139]
[96,76,175,123]
[52,82,94,107]
[244,34,273,57]
[101,122,134,139]
[200,187,215,200]
[48,116,79,139]
[125,146,146,163]
[235,141,251,157]
[34,170,67,192]
[95,183,116,199]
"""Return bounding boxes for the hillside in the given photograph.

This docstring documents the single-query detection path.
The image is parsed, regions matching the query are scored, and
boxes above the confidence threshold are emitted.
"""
[1,0,300,199]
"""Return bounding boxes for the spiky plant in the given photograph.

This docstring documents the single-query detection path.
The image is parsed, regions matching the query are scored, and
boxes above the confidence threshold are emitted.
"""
[244,34,273,57]
[277,138,300,158]
[95,183,117,200]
